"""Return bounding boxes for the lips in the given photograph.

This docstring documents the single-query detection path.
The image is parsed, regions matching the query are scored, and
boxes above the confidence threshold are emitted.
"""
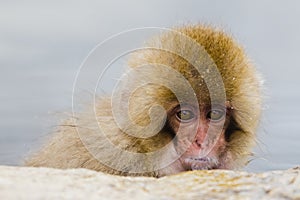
[182,157,219,170]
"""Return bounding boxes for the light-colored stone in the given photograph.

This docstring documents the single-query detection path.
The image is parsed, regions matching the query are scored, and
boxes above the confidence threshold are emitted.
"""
[0,165,299,200]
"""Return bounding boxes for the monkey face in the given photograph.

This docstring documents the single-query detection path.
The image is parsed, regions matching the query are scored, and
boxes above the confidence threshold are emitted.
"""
[166,102,233,172]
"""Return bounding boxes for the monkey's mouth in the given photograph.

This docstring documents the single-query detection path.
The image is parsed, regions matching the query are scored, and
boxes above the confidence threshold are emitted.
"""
[182,157,219,170]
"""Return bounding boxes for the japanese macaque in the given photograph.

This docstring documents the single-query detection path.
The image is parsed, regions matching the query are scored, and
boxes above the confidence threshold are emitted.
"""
[25,25,262,177]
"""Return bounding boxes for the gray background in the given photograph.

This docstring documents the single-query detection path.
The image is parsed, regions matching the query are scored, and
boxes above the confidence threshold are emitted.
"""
[1,0,299,172]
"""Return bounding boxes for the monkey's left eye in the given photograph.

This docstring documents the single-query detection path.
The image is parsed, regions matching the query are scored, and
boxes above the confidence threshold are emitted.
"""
[207,109,226,122]
[176,110,195,122]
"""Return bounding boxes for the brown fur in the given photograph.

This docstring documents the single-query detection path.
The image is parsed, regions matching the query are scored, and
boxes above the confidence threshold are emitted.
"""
[25,24,262,177]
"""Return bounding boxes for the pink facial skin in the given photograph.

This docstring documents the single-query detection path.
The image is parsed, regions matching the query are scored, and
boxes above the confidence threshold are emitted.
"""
[159,103,233,176]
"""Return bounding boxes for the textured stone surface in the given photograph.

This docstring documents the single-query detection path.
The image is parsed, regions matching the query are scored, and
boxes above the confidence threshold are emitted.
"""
[0,166,299,200]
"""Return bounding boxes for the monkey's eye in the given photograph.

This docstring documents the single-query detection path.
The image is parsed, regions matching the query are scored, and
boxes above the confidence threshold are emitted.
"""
[176,110,195,122]
[207,109,225,122]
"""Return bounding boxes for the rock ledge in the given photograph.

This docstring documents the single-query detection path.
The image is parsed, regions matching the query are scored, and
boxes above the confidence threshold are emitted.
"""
[0,165,299,199]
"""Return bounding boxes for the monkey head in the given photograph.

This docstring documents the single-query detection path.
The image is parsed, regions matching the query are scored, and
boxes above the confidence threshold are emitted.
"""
[108,25,263,176]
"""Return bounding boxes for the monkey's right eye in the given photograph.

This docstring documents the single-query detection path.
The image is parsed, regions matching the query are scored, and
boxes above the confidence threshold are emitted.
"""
[176,110,195,122]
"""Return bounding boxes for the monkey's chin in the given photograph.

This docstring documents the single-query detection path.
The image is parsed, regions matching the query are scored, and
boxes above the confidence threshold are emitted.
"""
[182,157,219,170]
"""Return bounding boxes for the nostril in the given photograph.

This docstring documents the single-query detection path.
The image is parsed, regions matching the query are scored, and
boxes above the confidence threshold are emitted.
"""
[195,139,202,148]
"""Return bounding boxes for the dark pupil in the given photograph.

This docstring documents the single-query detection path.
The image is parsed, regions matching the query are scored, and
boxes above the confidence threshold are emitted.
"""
[177,110,194,121]
[208,110,225,121]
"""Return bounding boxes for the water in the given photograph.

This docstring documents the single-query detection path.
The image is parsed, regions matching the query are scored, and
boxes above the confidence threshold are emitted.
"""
[1,1,300,172]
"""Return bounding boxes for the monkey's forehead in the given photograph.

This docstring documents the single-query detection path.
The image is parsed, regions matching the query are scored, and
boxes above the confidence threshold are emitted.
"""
[126,50,238,102]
